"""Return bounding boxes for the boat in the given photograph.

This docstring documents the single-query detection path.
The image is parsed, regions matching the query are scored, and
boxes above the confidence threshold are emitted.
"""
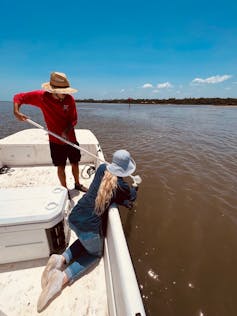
[0,127,146,316]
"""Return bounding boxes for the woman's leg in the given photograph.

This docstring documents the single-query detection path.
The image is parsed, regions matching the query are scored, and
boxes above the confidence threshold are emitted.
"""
[37,234,104,310]
[64,231,104,283]
[62,238,86,263]
[64,252,100,284]
[38,238,88,311]
[41,238,85,289]
[37,269,68,312]
[68,222,104,257]
[41,254,65,289]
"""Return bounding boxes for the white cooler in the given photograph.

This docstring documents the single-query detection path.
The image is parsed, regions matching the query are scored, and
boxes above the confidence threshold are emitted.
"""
[0,186,69,264]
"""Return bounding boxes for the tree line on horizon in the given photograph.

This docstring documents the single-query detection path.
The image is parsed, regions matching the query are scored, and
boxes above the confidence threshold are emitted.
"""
[75,97,237,105]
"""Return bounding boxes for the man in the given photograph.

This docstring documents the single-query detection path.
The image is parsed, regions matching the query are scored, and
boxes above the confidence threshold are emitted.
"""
[13,71,87,195]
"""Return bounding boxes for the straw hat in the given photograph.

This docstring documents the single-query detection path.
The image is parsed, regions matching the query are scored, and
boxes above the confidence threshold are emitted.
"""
[107,150,136,177]
[42,72,78,94]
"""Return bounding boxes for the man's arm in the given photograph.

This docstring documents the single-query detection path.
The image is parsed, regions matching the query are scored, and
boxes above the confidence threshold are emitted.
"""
[13,102,29,121]
[13,91,43,121]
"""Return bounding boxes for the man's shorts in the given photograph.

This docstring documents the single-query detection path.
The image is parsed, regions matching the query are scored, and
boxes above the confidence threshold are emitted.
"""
[49,141,81,166]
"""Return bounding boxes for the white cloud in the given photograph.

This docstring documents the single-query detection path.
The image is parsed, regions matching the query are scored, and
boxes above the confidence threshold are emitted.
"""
[152,89,159,93]
[192,75,232,84]
[157,82,172,89]
[120,89,125,92]
[142,83,153,88]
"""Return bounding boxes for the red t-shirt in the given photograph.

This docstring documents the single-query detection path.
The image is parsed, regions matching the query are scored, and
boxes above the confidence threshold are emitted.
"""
[13,90,78,144]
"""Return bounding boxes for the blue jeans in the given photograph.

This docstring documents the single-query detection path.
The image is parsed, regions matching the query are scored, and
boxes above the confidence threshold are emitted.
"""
[62,224,104,284]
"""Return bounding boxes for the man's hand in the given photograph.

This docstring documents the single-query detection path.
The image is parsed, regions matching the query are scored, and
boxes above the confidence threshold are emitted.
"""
[62,125,73,140]
[13,102,28,121]
[61,131,69,140]
[14,111,28,121]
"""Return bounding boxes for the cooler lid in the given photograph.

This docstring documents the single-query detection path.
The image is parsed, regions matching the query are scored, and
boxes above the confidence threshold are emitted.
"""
[0,186,67,226]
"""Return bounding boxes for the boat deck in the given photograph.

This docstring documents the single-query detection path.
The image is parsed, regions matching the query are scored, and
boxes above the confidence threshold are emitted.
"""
[0,164,108,316]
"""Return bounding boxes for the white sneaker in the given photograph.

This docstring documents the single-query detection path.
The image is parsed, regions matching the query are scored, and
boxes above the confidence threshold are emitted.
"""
[41,254,65,289]
[37,269,64,312]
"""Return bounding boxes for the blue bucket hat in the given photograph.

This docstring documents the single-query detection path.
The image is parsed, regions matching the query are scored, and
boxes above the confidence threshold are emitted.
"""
[107,149,136,177]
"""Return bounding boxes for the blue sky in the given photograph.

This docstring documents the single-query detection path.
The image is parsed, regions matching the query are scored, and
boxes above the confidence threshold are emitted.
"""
[1,0,237,100]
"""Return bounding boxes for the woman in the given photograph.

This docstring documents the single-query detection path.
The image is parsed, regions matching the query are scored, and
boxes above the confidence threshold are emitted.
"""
[37,149,138,312]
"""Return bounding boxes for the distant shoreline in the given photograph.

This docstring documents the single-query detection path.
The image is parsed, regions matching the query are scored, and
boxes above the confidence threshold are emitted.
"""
[75,97,237,106]
[1,98,237,106]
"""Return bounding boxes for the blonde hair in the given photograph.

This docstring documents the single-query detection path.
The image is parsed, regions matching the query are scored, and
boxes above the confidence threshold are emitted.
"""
[95,170,118,216]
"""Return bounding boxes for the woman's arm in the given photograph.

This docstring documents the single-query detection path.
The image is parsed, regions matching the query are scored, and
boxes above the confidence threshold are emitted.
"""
[113,179,137,209]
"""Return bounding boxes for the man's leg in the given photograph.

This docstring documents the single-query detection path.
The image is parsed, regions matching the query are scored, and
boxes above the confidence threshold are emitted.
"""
[71,162,88,192]
[71,162,79,185]
[57,165,67,188]
[68,143,87,192]
[49,142,67,188]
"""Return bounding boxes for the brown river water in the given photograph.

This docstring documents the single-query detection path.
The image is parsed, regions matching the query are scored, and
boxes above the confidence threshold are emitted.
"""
[1,101,237,316]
